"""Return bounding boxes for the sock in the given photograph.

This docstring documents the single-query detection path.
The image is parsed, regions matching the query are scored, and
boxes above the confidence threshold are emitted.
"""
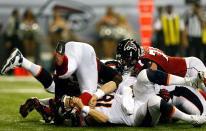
[22,57,41,76]
[54,55,68,76]
[79,92,92,106]
[35,68,53,90]
[160,99,192,123]
[167,74,187,86]
[170,106,192,123]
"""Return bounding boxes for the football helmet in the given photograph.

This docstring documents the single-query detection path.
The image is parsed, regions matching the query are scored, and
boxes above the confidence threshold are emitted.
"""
[116,39,140,71]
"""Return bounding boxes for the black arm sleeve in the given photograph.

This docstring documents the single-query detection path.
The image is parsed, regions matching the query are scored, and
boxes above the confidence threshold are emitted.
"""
[146,69,169,85]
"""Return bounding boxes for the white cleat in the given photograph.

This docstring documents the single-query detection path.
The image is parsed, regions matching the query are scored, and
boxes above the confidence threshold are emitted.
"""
[191,115,206,127]
[185,72,204,89]
[0,48,23,75]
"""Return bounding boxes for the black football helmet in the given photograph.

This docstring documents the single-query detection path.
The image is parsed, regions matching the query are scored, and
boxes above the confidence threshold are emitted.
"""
[116,39,140,71]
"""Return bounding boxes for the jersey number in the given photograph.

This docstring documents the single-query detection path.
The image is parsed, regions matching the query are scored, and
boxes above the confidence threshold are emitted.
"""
[96,95,114,108]
[148,47,169,61]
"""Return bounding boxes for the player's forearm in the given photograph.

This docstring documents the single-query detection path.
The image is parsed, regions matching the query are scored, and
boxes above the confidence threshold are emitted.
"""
[93,81,116,99]
[81,106,108,123]
[88,108,109,123]
[101,81,117,95]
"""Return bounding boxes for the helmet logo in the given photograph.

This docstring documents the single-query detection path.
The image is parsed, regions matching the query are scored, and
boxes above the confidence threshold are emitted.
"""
[124,41,137,51]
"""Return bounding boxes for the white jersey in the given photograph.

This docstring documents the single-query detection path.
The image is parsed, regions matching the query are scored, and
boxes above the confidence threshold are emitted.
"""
[133,69,156,102]
[57,42,98,94]
[94,93,134,126]
[116,72,137,95]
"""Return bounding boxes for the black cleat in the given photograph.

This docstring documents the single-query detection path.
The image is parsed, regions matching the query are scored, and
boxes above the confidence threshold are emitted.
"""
[19,97,38,118]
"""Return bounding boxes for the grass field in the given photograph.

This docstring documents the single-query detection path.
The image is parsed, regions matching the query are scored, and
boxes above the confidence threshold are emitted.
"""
[0,76,206,131]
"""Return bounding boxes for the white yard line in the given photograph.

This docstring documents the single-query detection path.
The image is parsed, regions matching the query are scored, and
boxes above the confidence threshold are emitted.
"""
[0,88,45,93]
[0,76,37,82]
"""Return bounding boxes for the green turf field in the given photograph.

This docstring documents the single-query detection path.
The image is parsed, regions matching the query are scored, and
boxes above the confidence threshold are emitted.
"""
[0,76,205,131]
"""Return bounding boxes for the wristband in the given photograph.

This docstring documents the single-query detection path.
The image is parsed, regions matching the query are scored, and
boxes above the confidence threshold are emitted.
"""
[94,89,105,99]
[82,106,90,115]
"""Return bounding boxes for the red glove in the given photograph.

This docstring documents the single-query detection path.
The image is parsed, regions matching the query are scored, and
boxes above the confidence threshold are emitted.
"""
[159,89,170,102]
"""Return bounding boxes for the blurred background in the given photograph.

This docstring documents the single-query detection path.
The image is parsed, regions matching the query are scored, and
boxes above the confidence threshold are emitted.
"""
[0,0,206,74]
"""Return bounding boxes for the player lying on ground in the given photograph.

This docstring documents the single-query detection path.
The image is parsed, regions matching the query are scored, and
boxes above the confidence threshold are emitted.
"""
[116,39,206,94]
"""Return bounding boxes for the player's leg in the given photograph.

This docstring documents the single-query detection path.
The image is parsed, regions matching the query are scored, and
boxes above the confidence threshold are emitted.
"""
[185,57,206,93]
[147,95,206,127]
[20,97,54,123]
[176,97,201,115]
[172,86,206,115]
[77,45,98,105]
[0,48,55,93]
[145,69,203,89]
[69,45,98,127]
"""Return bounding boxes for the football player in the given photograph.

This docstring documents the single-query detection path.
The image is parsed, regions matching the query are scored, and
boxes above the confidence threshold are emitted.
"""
[116,39,206,93]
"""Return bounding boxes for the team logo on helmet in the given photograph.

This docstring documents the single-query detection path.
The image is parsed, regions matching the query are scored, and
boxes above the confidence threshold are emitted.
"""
[123,41,137,52]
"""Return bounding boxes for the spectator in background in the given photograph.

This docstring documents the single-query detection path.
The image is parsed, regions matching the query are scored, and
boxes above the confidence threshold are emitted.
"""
[48,9,80,51]
[48,9,70,51]
[184,1,205,60]
[152,6,164,50]
[96,6,118,59]
[19,8,41,63]
[153,5,188,57]
[4,9,23,56]
[114,14,136,41]
[202,6,206,64]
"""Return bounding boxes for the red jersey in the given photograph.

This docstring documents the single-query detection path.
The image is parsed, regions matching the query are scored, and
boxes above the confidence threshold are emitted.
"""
[135,46,187,77]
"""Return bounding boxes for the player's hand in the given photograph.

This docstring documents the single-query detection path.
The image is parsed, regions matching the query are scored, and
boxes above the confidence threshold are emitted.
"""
[72,97,84,109]
[159,89,170,102]
[88,94,98,109]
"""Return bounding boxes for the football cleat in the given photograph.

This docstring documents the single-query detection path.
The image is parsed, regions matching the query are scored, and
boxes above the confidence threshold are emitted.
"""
[190,115,206,127]
[20,97,38,118]
[20,97,53,123]
[0,48,23,75]
[56,41,66,55]
[184,71,204,89]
